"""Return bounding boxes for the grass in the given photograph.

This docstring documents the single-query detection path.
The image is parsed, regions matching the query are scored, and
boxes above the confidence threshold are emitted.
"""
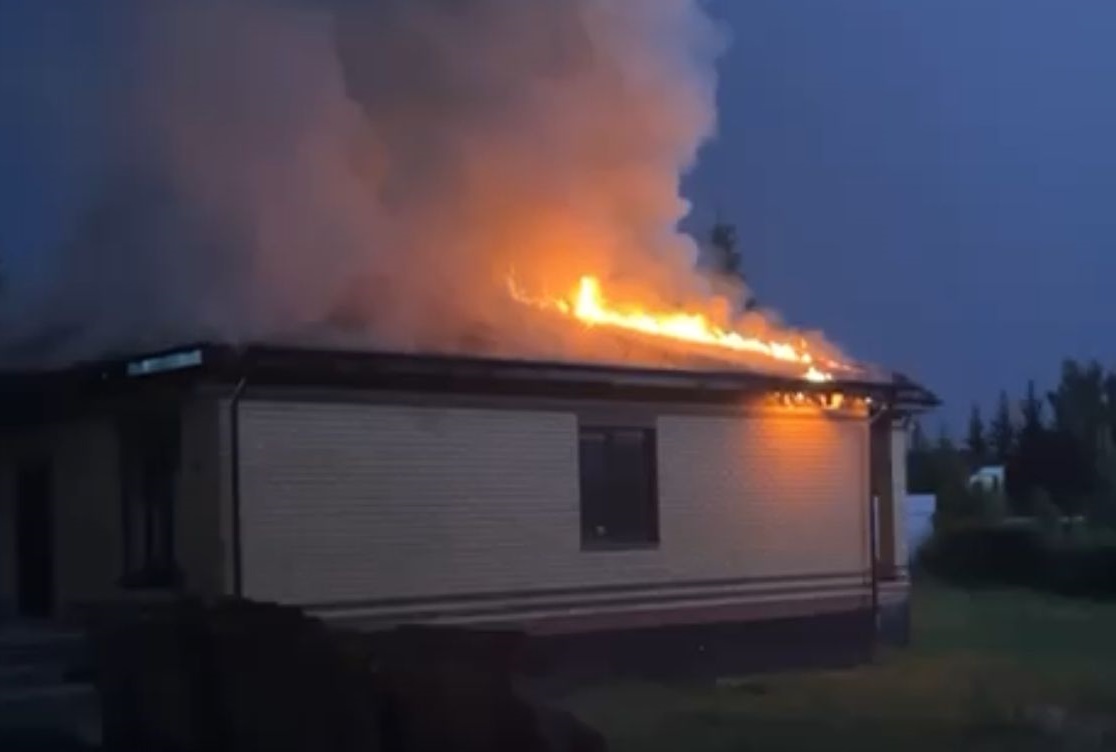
[565,585,1116,751]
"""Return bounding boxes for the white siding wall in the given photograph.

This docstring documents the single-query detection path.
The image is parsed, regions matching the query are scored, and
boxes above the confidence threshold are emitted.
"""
[239,400,868,606]
[239,402,578,603]
[658,414,868,581]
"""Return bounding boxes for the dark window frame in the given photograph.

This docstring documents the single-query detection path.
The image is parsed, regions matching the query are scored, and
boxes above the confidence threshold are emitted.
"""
[117,403,184,589]
[578,425,660,550]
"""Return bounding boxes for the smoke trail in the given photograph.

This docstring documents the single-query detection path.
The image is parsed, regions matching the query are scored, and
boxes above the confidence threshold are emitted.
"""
[0,0,746,366]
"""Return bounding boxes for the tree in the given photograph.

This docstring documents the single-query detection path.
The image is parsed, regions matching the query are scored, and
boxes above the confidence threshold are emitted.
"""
[1020,380,1045,438]
[1048,359,1105,451]
[1007,372,1097,515]
[1104,371,1116,442]
[708,220,741,277]
[1007,380,1046,513]
[707,219,756,311]
[935,423,954,452]
[1090,430,1116,524]
[988,390,1015,464]
[1046,360,1105,511]
[907,420,935,493]
[966,404,988,468]
[929,426,981,526]
[910,420,929,453]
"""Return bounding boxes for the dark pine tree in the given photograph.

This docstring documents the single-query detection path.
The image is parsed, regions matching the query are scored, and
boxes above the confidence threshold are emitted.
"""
[1020,380,1045,437]
[966,404,988,468]
[910,419,930,453]
[935,423,955,453]
[1104,371,1116,442]
[988,390,1015,464]
[707,219,756,311]
[708,221,741,277]
[1006,376,1093,515]
[1006,381,1046,513]
[906,420,935,493]
[1045,360,1104,510]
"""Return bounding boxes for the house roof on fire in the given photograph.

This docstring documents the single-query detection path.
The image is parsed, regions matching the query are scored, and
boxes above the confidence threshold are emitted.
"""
[0,341,938,425]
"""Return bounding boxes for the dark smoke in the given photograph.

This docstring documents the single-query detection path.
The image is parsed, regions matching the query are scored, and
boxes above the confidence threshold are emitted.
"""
[0,1,853,376]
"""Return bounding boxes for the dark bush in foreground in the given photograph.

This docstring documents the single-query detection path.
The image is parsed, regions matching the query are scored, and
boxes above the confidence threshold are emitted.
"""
[920,524,1116,598]
[85,599,605,752]
[1043,543,1116,597]
[919,525,1046,586]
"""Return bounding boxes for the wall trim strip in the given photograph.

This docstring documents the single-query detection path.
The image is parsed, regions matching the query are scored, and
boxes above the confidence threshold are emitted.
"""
[297,570,870,613]
[311,581,871,627]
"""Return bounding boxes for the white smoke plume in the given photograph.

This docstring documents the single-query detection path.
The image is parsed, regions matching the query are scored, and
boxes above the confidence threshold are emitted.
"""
[0,0,849,375]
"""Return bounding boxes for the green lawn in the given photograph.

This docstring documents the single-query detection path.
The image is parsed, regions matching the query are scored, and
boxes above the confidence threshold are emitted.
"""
[565,586,1116,751]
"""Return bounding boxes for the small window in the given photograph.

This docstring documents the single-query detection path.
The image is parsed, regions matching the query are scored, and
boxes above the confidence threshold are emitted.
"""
[578,426,659,548]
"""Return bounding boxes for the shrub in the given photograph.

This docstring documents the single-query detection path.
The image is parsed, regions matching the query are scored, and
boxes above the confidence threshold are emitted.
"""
[87,599,605,752]
[920,522,1116,599]
[919,524,1046,587]
[1042,540,1116,597]
[1031,489,1061,533]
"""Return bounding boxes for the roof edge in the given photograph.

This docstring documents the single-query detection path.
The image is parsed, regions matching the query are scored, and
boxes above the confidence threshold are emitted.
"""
[0,342,940,410]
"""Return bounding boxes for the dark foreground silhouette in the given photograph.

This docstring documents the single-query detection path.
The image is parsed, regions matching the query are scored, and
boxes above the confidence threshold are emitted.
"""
[86,599,605,752]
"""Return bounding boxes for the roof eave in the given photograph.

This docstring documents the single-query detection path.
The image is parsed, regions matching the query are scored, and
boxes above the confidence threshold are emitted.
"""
[0,342,941,413]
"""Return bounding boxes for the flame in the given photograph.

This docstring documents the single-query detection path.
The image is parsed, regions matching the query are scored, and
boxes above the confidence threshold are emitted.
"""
[508,274,841,382]
[768,391,861,413]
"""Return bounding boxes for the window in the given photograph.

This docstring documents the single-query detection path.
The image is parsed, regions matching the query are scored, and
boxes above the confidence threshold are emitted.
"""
[578,426,659,547]
[118,403,182,588]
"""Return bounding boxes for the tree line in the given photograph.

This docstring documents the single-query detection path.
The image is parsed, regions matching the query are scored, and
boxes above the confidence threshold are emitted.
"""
[910,359,1116,525]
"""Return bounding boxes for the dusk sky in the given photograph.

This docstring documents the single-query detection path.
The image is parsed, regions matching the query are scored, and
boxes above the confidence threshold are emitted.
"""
[695,0,1116,429]
[3,1,1116,430]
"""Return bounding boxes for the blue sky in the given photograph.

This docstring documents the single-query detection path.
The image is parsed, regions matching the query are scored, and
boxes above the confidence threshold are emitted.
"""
[4,2,1116,430]
[692,0,1116,428]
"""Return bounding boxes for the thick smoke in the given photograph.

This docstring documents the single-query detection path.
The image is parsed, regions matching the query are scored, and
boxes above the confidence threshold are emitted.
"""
[0,0,844,373]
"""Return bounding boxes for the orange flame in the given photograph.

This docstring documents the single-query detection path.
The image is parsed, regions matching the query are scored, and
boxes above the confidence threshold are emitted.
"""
[508,274,840,382]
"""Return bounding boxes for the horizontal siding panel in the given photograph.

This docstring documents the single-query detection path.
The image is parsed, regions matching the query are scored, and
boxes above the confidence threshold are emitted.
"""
[239,402,584,603]
[658,415,868,579]
[239,400,868,608]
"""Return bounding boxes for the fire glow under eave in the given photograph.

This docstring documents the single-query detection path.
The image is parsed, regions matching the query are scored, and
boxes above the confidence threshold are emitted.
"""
[507,274,843,382]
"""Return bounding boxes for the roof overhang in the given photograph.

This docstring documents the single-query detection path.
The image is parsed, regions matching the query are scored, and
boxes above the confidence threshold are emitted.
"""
[0,342,940,423]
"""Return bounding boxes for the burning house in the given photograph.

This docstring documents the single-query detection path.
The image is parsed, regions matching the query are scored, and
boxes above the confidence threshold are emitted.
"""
[0,278,935,671]
[0,1,936,672]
